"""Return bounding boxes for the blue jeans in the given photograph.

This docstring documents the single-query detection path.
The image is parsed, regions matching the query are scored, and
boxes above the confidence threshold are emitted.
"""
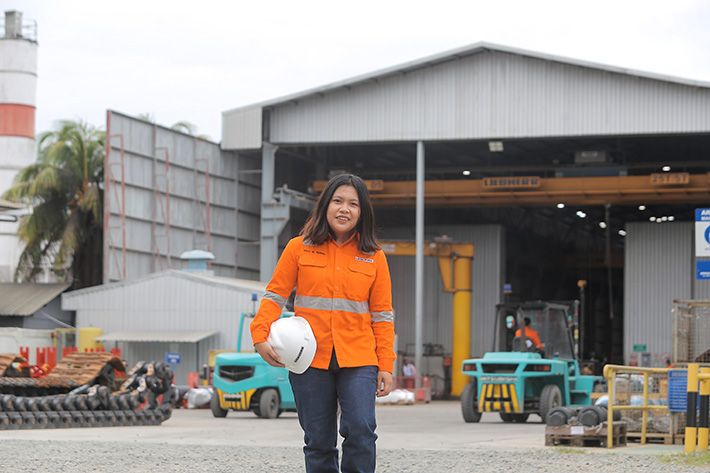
[289,354,378,473]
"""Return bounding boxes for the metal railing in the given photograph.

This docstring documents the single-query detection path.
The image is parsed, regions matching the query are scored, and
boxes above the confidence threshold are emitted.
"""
[0,18,38,42]
[603,364,670,447]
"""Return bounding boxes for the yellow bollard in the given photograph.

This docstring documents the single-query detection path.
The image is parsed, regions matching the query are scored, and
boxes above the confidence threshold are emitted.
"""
[686,363,699,453]
[699,368,710,452]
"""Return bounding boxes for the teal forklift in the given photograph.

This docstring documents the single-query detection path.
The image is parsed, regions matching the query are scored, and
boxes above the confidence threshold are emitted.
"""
[460,301,605,423]
[211,312,296,419]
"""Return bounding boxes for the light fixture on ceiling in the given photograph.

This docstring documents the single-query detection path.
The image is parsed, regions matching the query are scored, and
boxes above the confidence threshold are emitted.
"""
[669,216,675,221]
[576,211,586,218]
[638,205,646,211]
[557,203,565,209]
[599,222,607,229]
[462,170,471,176]
[618,229,627,236]
[649,217,656,222]
[662,165,671,172]
[488,141,504,152]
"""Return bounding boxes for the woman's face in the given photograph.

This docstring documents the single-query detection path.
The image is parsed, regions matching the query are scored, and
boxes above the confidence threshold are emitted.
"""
[326,185,360,243]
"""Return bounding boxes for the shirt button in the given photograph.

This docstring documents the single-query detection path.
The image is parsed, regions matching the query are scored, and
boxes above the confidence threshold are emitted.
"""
[335,286,340,291]
[336,266,341,270]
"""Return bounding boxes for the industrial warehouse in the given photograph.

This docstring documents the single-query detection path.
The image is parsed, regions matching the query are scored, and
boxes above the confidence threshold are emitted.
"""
[2,7,710,456]
[83,41,710,392]
[2,22,708,385]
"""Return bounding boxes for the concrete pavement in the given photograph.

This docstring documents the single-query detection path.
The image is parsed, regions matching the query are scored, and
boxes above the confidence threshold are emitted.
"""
[0,400,689,455]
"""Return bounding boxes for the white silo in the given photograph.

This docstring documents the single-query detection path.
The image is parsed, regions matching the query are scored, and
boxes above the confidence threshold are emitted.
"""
[0,10,38,282]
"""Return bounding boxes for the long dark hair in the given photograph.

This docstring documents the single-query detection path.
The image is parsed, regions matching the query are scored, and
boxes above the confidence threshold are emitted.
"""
[301,174,380,253]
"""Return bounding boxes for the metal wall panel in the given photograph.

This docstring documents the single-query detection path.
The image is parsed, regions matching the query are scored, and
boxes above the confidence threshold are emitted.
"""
[624,222,692,365]
[381,224,504,360]
[63,271,264,384]
[105,112,260,282]
[267,51,710,144]
[222,106,263,150]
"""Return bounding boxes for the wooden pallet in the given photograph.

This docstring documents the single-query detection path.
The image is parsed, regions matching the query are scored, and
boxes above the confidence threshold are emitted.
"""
[626,431,677,445]
[545,422,627,448]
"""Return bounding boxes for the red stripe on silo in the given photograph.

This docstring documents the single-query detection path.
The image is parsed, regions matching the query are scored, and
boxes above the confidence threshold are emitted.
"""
[0,103,35,138]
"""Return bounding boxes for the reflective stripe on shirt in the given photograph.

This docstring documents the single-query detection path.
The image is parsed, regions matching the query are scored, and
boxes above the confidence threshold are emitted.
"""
[295,294,370,314]
[263,291,287,308]
[371,310,394,323]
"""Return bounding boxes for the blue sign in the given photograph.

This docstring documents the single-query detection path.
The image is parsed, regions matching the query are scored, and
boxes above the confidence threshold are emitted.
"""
[504,284,512,294]
[668,369,687,412]
[697,209,710,257]
[697,209,710,222]
[165,352,181,365]
[698,261,710,280]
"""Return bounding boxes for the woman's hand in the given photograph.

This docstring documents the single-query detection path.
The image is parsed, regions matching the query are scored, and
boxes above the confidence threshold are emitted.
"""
[254,342,285,368]
[376,370,393,397]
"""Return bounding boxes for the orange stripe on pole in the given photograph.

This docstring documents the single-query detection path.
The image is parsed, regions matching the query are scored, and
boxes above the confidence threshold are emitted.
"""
[0,103,35,138]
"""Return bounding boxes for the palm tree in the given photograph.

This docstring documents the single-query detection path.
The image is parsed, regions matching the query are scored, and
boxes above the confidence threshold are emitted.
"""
[137,113,212,141]
[2,119,105,288]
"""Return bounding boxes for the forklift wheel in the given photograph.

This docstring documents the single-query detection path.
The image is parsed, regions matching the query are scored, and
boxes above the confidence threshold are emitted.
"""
[258,389,281,419]
[499,412,513,423]
[461,382,481,423]
[511,413,529,423]
[211,389,228,418]
[539,384,561,423]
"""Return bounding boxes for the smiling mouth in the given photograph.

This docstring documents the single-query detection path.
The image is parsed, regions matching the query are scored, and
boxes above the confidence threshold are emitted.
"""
[336,216,349,222]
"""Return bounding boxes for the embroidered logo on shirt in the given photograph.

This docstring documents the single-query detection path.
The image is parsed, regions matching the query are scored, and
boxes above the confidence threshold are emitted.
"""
[355,256,374,263]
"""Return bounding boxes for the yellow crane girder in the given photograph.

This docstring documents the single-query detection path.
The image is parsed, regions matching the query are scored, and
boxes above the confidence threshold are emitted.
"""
[313,172,710,207]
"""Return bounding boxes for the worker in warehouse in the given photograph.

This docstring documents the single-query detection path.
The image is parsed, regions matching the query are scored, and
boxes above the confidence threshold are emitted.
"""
[251,173,395,473]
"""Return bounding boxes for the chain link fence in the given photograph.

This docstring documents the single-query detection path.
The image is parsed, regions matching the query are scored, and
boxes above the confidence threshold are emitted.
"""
[673,300,710,364]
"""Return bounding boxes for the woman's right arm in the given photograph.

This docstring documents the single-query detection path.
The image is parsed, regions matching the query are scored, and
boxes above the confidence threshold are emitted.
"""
[250,238,301,362]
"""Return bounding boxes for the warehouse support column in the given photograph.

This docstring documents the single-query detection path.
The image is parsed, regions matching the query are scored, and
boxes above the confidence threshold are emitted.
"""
[260,142,279,282]
[451,254,472,396]
[415,141,425,382]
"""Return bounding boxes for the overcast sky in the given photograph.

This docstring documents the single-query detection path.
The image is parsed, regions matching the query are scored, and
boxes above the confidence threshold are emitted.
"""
[4,0,710,143]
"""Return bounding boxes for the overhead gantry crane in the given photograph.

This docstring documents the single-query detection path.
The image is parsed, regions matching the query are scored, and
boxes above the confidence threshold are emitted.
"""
[313,172,710,207]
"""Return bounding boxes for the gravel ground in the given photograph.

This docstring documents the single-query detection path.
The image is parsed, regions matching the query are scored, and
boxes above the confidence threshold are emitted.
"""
[0,440,708,472]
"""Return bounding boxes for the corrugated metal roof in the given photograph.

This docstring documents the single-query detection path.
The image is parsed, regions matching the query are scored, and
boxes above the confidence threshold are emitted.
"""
[95,330,218,343]
[62,269,266,303]
[222,42,710,149]
[0,283,72,316]
[223,41,710,116]
[0,199,23,211]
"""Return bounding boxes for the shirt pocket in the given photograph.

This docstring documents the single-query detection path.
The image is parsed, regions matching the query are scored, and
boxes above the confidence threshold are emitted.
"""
[298,252,328,294]
[347,259,376,301]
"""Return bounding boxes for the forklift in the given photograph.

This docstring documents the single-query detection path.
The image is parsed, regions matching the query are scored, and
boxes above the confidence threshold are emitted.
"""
[460,301,605,423]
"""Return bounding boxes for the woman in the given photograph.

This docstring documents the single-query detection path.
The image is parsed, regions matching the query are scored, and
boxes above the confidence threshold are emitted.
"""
[251,173,395,473]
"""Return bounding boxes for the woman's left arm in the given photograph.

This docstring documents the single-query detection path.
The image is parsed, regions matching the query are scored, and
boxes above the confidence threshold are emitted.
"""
[370,250,396,395]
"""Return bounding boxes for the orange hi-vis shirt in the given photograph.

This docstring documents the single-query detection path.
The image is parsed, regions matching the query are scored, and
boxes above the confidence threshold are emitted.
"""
[251,234,396,373]
[515,327,542,349]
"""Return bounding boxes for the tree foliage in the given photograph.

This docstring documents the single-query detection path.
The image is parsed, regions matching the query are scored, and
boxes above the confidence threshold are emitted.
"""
[2,119,105,288]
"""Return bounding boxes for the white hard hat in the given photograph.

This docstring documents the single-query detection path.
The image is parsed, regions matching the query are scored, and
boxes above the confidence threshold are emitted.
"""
[267,316,317,374]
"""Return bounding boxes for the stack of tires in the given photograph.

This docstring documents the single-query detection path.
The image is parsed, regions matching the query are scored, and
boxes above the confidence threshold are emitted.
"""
[0,360,177,430]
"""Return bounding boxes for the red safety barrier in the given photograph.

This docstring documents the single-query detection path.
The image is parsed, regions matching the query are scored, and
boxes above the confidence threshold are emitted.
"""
[62,346,79,357]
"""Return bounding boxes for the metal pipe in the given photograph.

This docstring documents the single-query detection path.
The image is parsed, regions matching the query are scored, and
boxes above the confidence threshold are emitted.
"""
[451,254,472,396]
[699,367,710,451]
[686,363,699,453]
[415,141,425,382]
